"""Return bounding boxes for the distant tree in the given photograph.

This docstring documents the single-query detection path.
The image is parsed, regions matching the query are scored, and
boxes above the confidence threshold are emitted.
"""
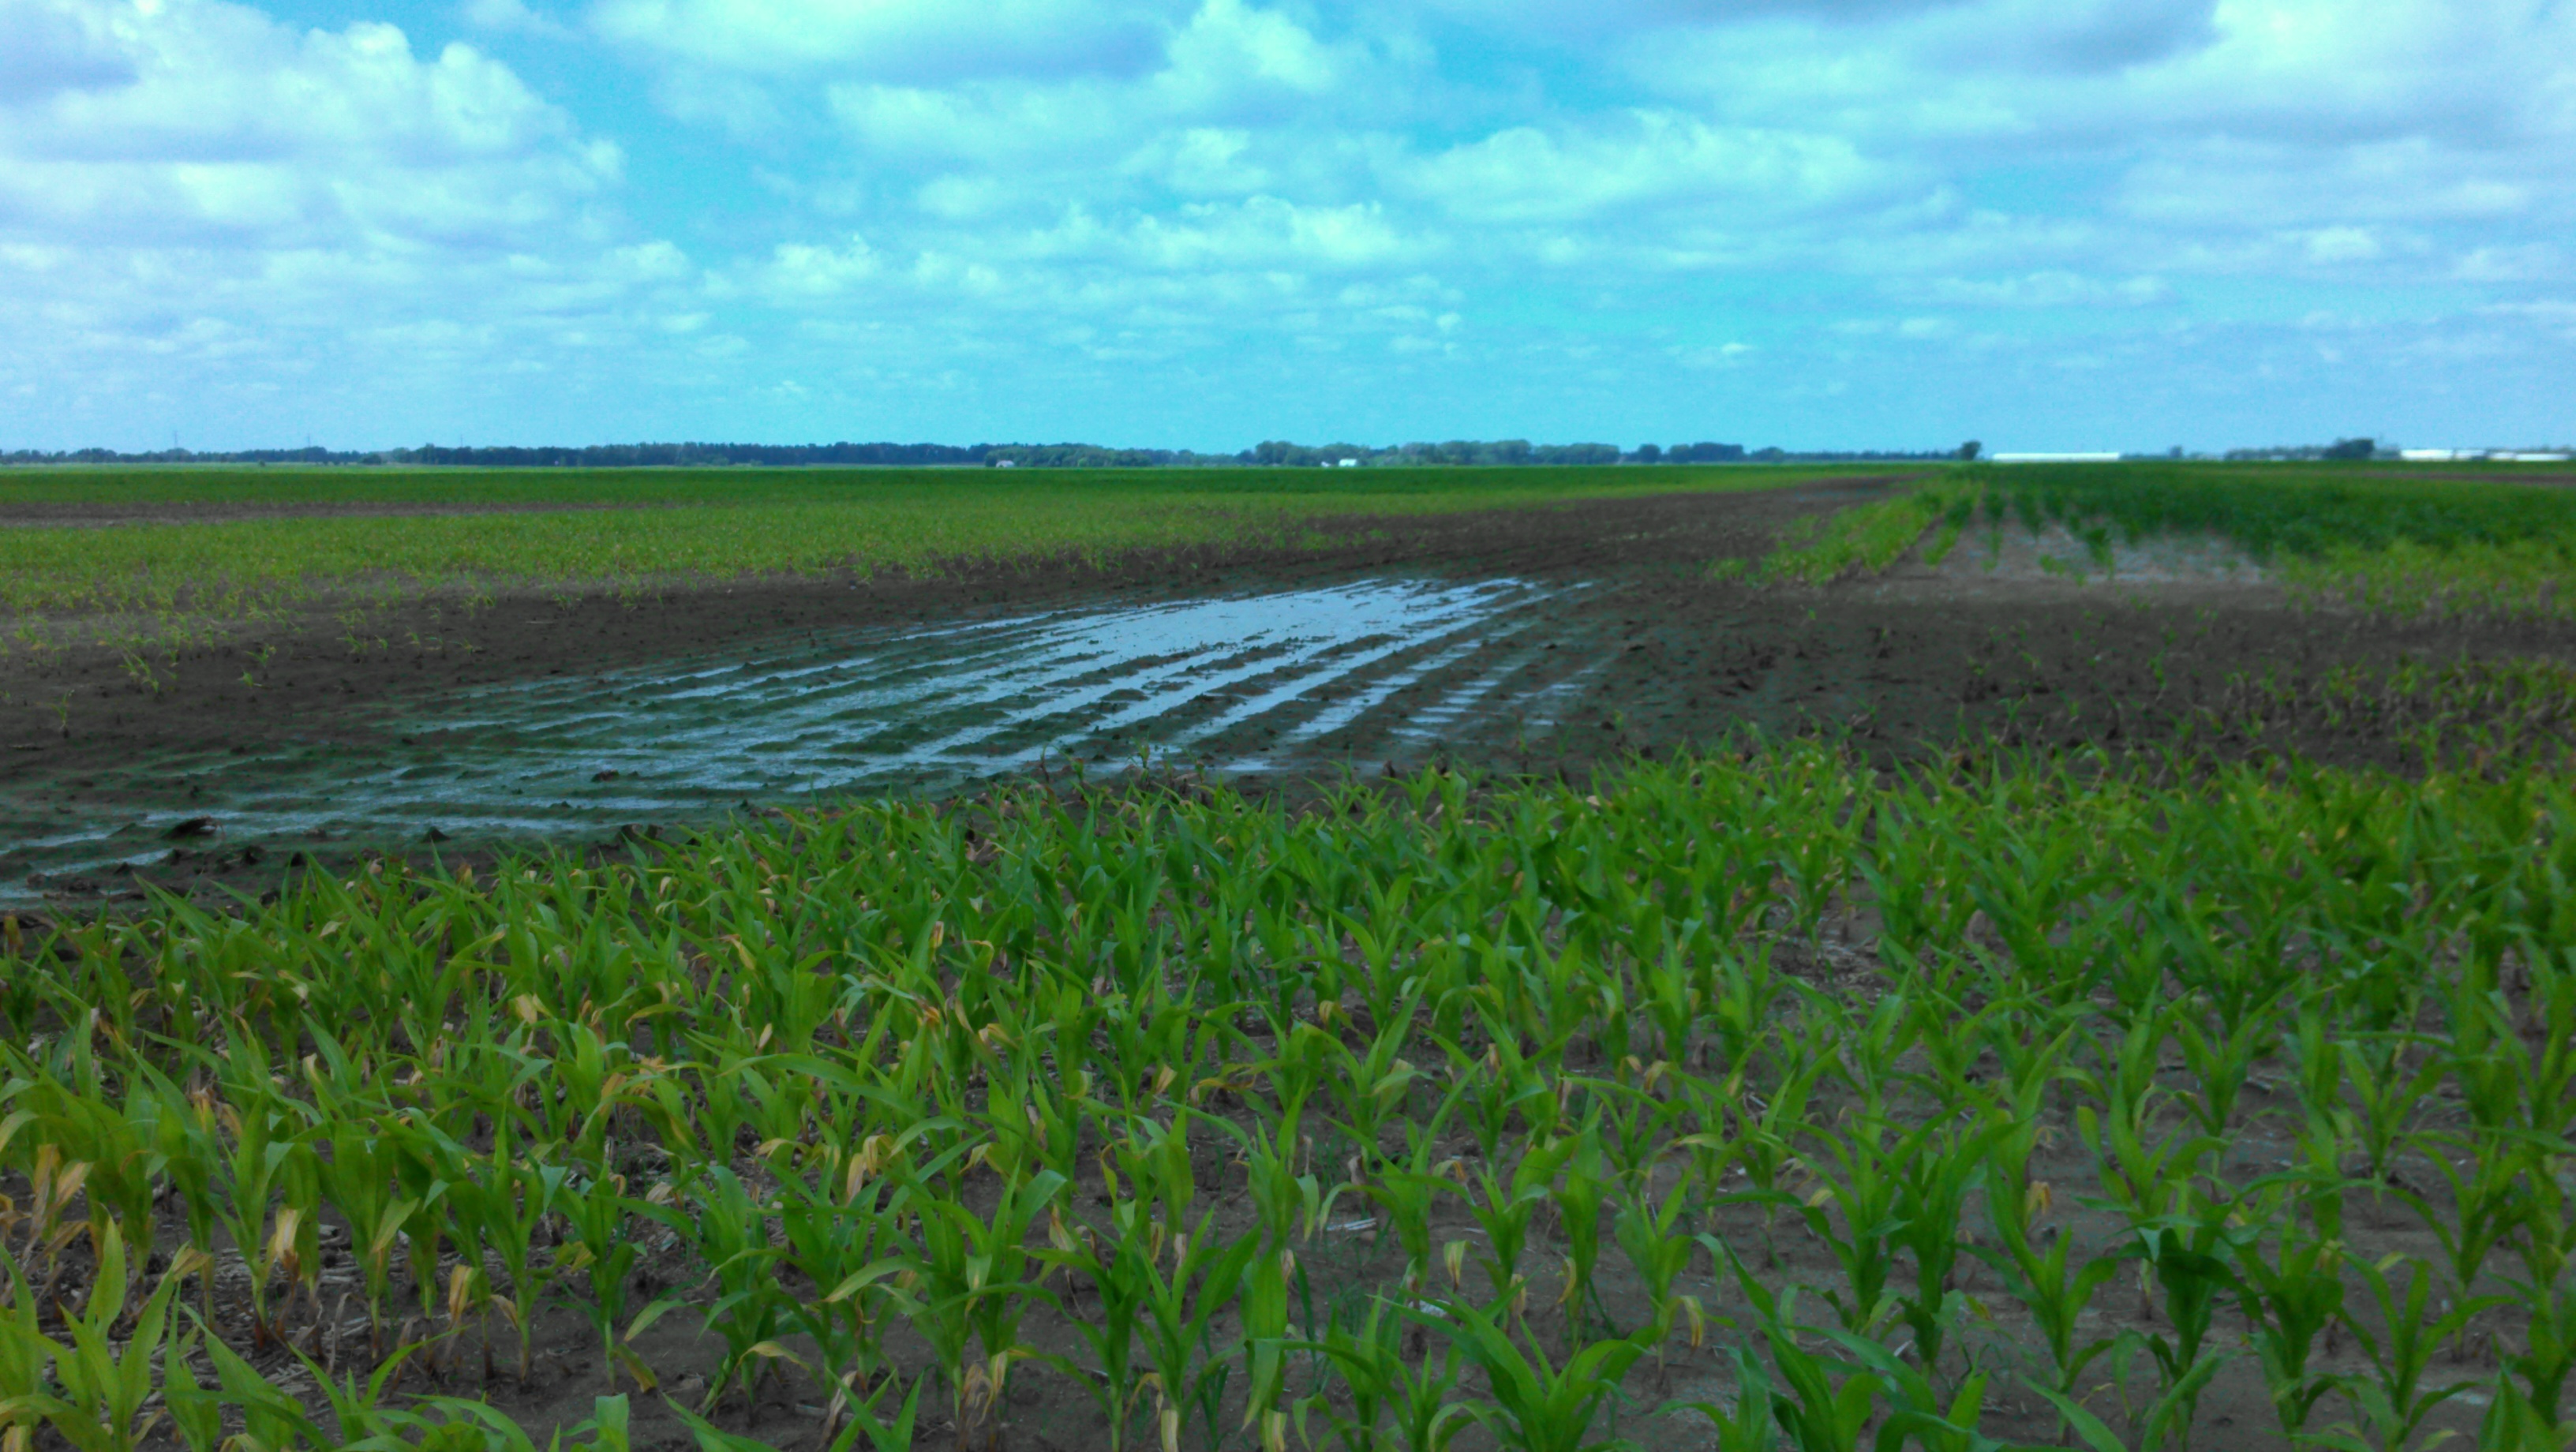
[2323,437,2375,460]
[1676,442,1746,462]
[1958,440,1983,461]
[1534,443,1621,465]
[1631,443,1663,463]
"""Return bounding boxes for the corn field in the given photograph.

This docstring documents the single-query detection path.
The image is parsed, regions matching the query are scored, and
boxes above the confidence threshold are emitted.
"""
[2,743,2573,1450]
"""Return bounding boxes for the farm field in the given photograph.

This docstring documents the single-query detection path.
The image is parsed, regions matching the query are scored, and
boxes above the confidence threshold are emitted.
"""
[5,458,2576,1451]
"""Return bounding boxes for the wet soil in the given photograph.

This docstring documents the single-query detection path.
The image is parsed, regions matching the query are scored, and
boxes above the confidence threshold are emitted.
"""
[2,477,2562,1449]
[9,477,2576,908]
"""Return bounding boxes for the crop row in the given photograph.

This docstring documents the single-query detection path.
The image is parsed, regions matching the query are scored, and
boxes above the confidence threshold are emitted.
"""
[0,466,1837,633]
[1771,464,2576,619]
[2,744,2573,1450]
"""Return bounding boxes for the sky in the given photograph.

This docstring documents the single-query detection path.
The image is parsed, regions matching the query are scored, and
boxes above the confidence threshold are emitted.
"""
[2,0,2571,454]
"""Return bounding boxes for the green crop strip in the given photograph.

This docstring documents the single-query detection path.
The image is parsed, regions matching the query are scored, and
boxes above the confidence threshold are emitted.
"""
[1736,477,1983,585]
[2,740,2571,1447]
[0,466,1852,601]
[1741,461,2576,616]
[0,466,1881,653]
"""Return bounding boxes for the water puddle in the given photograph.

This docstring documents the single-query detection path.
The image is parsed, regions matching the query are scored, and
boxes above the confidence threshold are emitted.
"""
[4,576,1593,899]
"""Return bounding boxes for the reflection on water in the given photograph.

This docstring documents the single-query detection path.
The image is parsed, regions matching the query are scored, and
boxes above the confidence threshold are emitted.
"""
[4,576,1593,896]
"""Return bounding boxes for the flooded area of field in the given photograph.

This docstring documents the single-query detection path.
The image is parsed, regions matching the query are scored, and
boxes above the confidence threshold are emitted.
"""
[4,575,1601,898]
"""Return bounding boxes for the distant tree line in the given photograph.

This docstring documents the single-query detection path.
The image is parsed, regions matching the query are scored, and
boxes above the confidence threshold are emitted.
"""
[395,442,1002,467]
[1,446,374,466]
[2222,439,2384,462]
[0,442,1008,468]
[2,438,1964,469]
[1241,440,1953,466]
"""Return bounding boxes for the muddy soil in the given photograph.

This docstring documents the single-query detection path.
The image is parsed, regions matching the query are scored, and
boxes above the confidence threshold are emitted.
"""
[2,479,2564,1450]
[9,477,2576,908]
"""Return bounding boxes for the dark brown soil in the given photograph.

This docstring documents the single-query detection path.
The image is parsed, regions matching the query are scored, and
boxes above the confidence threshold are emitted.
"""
[0,482,1856,772]
[2,478,2562,1450]
[10,477,2576,911]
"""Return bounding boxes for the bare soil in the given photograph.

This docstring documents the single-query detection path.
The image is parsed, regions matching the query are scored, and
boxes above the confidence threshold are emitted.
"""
[0,859,2511,1452]
[9,479,2574,910]
[2,479,2565,1448]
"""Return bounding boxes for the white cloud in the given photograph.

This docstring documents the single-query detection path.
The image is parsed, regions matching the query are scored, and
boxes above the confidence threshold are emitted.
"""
[0,0,134,103]
[1115,196,1413,270]
[0,0,616,248]
[2299,226,2382,264]
[1134,128,1271,195]
[462,0,575,39]
[6,0,2573,450]
[761,235,878,295]
[1402,112,1886,223]
[1156,0,1345,103]
[0,0,703,447]
[1919,271,2171,307]
[2455,244,2563,283]
[591,0,1178,80]
[829,81,1133,167]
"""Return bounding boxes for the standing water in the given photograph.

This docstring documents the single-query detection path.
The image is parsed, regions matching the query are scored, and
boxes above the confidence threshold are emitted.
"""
[5,576,1597,897]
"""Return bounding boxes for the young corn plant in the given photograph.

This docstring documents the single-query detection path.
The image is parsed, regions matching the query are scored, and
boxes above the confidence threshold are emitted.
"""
[1785,1115,1908,1340]
[315,1113,421,1360]
[2121,1204,2253,1452]
[483,1135,572,1385]
[776,1170,911,1428]
[1137,1214,1263,1452]
[1289,1300,1470,1452]
[1463,1135,1577,1322]
[908,1166,1069,1436]
[1611,1177,1704,1385]
[0,1225,208,1452]
[2305,1254,2492,1452]
[1885,1114,2009,1383]
[1974,1141,2122,1443]
[2230,1181,2353,1444]
[1720,1260,1881,1452]
[1039,1202,1155,1452]
[1655,1348,1788,1452]
[1544,1130,1612,1349]
[1416,1297,1653,1452]
[556,1169,668,1392]
[676,1165,792,1411]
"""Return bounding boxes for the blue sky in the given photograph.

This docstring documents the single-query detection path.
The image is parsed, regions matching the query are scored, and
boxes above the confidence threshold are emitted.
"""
[2,0,2570,453]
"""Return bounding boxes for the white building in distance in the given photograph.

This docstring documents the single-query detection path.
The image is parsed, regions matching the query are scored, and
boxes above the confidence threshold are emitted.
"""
[2402,449,2573,462]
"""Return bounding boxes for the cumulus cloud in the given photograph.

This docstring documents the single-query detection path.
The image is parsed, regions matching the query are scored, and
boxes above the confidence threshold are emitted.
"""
[1047,196,1418,271]
[4,0,2571,449]
[760,235,879,296]
[0,0,134,103]
[0,0,699,447]
[590,0,1179,80]
[462,0,576,40]
[1916,272,2172,308]
[0,0,616,247]
[1400,113,1887,223]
